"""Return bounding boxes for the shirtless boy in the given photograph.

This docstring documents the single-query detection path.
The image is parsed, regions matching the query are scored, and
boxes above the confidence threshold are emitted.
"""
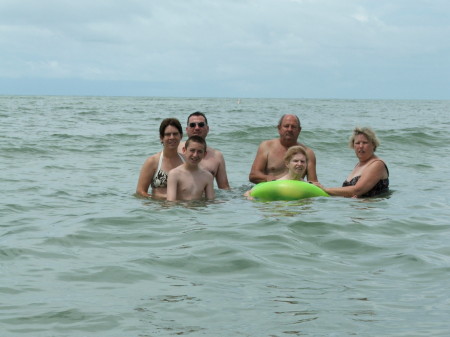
[167,136,215,201]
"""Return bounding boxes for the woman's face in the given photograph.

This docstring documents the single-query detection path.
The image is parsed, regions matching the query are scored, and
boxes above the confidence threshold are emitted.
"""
[353,134,375,160]
[286,153,307,176]
[161,125,182,149]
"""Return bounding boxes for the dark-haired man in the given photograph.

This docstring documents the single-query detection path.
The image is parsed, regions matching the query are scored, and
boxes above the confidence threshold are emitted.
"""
[178,112,230,189]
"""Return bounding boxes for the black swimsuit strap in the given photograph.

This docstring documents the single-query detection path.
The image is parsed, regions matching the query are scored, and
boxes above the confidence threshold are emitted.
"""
[368,159,389,177]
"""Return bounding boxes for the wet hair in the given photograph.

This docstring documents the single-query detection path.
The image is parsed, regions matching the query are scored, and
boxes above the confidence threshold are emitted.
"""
[159,118,183,138]
[186,111,208,125]
[284,145,308,163]
[185,135,207,151]
[349,127,380,151]
[278,114,301,128]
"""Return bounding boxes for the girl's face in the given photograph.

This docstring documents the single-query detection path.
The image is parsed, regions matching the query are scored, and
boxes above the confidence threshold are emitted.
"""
[286,153,307,176]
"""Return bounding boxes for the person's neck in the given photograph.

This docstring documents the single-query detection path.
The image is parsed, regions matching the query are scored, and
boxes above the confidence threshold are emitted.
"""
[163,147,180,157]
[358,154,376,166]
[279,138,298,148]
[184,162,199,171]
[288,172,303,180]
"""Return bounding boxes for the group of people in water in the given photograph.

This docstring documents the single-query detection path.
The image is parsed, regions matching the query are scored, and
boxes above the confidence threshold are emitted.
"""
[136,112,389,201]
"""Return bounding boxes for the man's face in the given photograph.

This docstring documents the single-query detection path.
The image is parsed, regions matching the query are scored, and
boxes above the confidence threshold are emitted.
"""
[186,116,209,139]
[278,115,301,142]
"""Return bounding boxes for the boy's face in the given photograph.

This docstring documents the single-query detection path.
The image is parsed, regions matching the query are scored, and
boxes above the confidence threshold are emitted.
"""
[183,141,206,164]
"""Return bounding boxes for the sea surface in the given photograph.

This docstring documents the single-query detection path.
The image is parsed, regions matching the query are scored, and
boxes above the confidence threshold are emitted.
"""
[1,95,450,336]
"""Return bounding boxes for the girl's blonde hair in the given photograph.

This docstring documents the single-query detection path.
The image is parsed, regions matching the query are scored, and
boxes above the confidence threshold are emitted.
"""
[284,145,308,163]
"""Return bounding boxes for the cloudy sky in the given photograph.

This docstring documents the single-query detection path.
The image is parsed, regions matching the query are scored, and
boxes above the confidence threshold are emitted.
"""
[1,0,449,99]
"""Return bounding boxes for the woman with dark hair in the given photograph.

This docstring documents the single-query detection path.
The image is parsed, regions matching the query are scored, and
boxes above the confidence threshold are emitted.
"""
[314,127,389,198]
[136,118,185,199]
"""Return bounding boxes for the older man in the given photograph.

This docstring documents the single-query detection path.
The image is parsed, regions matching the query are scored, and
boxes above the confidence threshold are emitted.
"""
[178,111,230,189]
[249,114,317,183]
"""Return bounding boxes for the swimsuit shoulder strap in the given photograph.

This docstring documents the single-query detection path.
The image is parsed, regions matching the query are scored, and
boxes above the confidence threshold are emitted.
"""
[368,159,389,177]
[152,152,164,182]
[157,151,164,170]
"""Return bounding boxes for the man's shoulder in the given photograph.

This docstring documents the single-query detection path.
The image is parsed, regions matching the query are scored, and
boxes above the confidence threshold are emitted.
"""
[200,167,214,180]
[207,145,220,152]
[299,143,315,153]
[259,138,279,148]
[201,166,214,176]
[206,146,224,159]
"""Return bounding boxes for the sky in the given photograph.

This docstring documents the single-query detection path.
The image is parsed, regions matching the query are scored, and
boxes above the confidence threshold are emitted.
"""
[1,0,449,99]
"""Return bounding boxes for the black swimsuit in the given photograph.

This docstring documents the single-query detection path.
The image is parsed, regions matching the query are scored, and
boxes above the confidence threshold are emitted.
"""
[342,163,389,197]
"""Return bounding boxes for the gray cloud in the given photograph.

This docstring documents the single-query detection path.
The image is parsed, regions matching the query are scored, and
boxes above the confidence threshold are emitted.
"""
[1,0,449,98]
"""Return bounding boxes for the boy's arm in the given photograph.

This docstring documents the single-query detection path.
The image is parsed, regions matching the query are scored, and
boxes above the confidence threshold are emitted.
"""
[136,156,157,197]
[205,174,215,200]
[166,171,178,201]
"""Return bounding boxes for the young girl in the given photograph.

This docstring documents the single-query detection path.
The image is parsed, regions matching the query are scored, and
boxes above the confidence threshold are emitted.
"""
[277,145,309,181]
[245,145,309,199]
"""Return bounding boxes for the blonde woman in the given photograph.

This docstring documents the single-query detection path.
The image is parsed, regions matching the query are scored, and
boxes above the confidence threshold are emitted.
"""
[314,127,389,198]
[277,145,309,181]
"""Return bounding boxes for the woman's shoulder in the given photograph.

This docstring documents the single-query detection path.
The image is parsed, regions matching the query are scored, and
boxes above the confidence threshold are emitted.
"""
[144,152,162,166]
[368,158,388,169]
[365,158,389,178]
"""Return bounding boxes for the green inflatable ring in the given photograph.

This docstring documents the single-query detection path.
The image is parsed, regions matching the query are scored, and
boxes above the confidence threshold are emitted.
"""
[250,180,329,201]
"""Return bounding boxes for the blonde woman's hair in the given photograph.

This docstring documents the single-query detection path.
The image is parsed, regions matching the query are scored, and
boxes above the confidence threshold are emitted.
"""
[349,127,380,151]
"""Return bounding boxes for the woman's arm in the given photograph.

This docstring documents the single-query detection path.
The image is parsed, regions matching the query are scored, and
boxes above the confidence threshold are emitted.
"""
[317,160,387,197]
[136,154,158,197]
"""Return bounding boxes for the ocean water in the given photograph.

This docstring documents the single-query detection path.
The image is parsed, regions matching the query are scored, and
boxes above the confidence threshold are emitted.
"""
[1,95,450,336]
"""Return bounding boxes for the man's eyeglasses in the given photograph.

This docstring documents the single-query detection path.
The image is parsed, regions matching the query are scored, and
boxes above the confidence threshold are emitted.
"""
[189,122,206,128]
